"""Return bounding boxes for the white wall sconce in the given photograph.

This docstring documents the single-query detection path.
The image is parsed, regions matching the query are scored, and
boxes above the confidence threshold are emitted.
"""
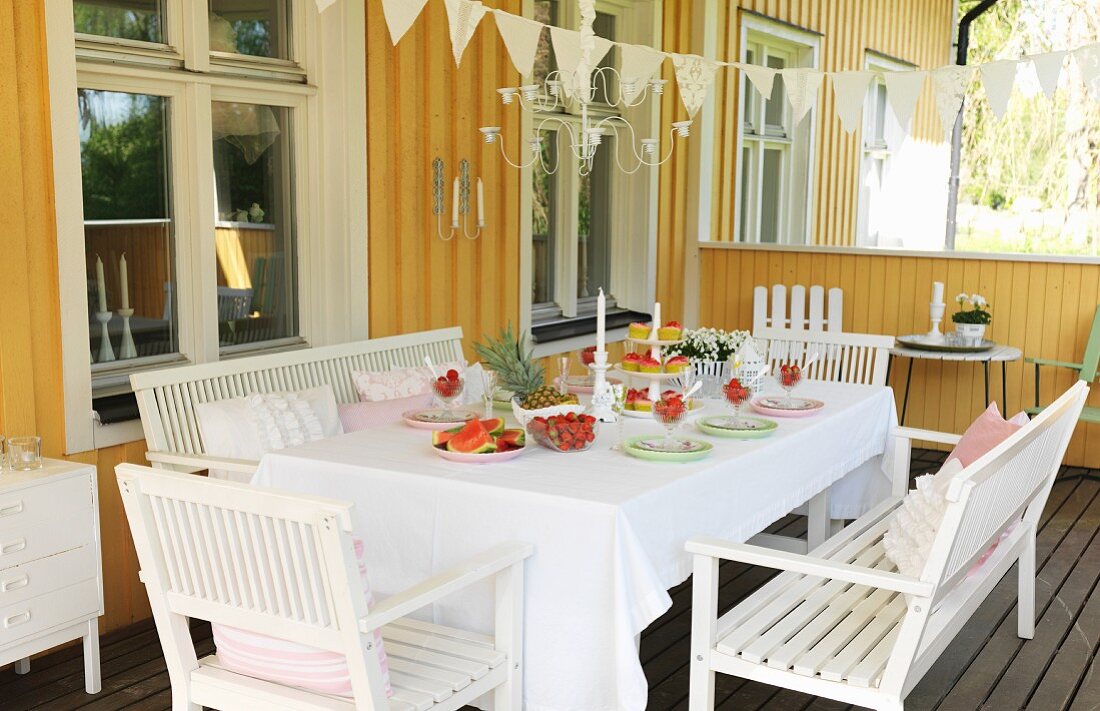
[432,157,484,241]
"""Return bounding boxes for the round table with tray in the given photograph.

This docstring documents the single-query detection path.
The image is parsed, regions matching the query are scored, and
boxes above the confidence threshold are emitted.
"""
[888,334,1022,424]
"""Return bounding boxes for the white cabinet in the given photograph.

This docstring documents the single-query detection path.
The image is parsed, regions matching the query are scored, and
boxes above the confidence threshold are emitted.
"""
[0,460,102,694]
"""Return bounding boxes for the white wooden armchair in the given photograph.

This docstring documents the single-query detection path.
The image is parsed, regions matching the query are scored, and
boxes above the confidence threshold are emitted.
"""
[117,464,532,710]
[687,381,1089,711]
[756,326,895,387]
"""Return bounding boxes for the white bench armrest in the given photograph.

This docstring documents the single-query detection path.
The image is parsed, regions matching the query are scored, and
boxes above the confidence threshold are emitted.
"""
[145,451,259,475]
[894,426,963,447]
[686,536,933,597]
[360,542,534,632]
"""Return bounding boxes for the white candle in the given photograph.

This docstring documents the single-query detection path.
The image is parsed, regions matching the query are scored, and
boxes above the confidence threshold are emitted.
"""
[477,178,484,225]
[95,255,108,312]
[119,253,130,310]
[451,177,459,227]
[652,302,661,339]
[596,288,606,353]
[932,281,944,304]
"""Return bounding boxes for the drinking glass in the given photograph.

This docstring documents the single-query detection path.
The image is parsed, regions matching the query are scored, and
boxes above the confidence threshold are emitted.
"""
[558,355,571,395]
[8,436,41,471]
[611,384,627,451]
[481,369,500,420]
[430,369,465,414]
[723,379,753,428]
[778,365,803,407]
[653,397,689,448]
[677,366,698,400]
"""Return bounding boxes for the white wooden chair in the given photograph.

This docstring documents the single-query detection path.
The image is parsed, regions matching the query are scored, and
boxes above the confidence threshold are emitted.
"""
[116,463,532,711]
[756,327,895,387]
[686,381,1089,711]
[753,285,844,334]
[130,327,465,478]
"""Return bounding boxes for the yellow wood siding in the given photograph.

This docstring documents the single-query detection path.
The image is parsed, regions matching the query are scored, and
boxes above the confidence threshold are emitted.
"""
[700,246,1100,467]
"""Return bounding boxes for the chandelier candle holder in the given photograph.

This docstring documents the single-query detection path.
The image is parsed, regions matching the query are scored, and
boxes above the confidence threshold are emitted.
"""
[432,157,485,240]
[95,311,115,363]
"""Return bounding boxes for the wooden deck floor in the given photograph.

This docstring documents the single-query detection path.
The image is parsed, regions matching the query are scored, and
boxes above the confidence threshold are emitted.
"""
[4,450,1100,710]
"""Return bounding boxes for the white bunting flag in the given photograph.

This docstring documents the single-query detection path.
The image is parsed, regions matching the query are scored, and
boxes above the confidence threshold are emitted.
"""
[829,71,875,134]
[315,0,337,11]
[931,64,975,140]
[1030,50,1067,99]
[1074,42,1100,97]
[883,70,926,129]
[670,53,720,118]
[493,11,543,78]
[980,59,1018,119]
[550,27,613,98]
[738,63,778,101]
[444,0,488,67]
[620,44,667,100]
[381,0,430,45]
[781,68,825,126]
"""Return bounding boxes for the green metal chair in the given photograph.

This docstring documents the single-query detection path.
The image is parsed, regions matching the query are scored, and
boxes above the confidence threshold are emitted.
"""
[1026,304,1100,424]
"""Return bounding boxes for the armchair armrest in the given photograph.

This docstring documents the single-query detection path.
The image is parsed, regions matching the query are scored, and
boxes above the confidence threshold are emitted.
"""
[360,542,534,632]
[893,426,962,447]
[686,536,933,597]
[145,451,259,475]
[1025,357,1083,370]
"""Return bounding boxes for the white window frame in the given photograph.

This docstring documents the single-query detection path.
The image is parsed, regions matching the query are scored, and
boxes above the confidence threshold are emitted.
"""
[856,51,911,247]
[733,13,820,245]
[520,0,661,349]
[46,0,367,453]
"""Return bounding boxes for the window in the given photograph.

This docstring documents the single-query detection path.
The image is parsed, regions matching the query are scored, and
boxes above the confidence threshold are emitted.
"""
[857,53,910,247]
[735,15,820,244]
[48,0,366,452]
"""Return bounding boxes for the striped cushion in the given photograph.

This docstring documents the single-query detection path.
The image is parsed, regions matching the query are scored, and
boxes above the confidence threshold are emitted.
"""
[212,537,392,698]
[338,393,433,431]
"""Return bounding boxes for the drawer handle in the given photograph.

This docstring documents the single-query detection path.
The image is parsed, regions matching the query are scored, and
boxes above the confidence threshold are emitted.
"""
[0,501,23,517]
[3,611,30,628]
[1,575,29,592]
[0,539,27,555]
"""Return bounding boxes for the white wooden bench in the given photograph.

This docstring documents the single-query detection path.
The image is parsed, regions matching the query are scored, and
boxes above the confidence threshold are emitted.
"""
[753,284,844,333]
[117,463,532,711]
[131,327,465,477]
[686,380,1089,711]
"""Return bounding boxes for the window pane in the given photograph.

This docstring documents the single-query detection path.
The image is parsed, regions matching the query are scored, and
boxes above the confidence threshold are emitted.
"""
[760,148,783,243]
[591,12,617,105]
[742,48,758,132]
[764,54,787,132]
[873,83,888,142]
[210,0,290,59]
[578,139,612,298]
[74,0,164,44]
[532,129,557,306]
[79,89,178,362]
[738,146,753,241]
[532,1,558,87]
[213,102,298,348]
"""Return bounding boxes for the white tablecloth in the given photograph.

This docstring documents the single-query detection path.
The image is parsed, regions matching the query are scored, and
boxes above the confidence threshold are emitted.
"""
[252,381,897,711]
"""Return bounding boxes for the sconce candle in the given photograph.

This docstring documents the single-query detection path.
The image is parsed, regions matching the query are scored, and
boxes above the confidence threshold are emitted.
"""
[451,177,459,227]
[477,178,484,226]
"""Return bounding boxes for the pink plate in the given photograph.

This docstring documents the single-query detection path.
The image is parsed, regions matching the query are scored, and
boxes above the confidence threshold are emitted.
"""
[555,375,622,395]
[750,396,825,418]
[433,445,528,464]
[402,408,479,431]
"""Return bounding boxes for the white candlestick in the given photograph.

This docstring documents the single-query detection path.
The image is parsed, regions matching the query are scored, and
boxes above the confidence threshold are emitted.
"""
[95,255,108,312]
[476,178,484,226]
[932,281,944,304]
[451,177,459,227]
[651,302,661,339]
[119,252,130,310]
[596,288,606,353]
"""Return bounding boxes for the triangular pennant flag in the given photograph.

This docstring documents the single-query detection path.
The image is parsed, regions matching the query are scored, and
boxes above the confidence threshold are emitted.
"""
[780,68,825,126]
[980,59,1018,120]
[550,27,613,98]
[1031,50,1066,99]
[670,53,720,118]
[315,0,338,11]
[443,0,488,67]
[620,44,666,99]
[493,11,543,78]
[931,64,975,140]
[829,71,875,134]
[883,70,926,129]
[738,63,778,101]
[1074,42,1100,96]
[381,0,430,45]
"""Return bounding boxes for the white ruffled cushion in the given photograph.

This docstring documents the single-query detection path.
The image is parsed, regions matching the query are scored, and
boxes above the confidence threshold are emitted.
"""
[883,459,964,578]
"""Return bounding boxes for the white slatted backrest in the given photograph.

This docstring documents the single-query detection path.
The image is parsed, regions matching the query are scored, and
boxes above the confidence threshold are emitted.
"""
[752,285,844,333]
[131,327,464,457]
[116,464,390,706]
[757,327,894,386]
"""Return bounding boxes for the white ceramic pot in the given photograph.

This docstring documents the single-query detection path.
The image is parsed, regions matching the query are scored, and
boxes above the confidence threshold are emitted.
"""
[954,322,987,345]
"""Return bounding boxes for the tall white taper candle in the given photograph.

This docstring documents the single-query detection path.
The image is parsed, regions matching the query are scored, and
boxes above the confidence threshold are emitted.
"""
[95,255,108,312]
[932,281,944,304]
[119,252,130,310]
[596,288,606,353]
[476,178,484,225]
[451,177,459,227]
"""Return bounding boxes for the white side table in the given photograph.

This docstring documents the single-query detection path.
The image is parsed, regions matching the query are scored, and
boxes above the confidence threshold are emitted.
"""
[888,343,1023,424]
[0,460,102,693]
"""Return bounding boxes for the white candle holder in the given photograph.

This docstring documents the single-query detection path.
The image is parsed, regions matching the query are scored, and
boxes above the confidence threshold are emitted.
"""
[118,308,137,359]
[928,301,946,341]
[588,350,618,423]
[95,311,115,363]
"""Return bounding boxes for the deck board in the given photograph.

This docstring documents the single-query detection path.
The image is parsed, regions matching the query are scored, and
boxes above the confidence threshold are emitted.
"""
[4,452,1100,710]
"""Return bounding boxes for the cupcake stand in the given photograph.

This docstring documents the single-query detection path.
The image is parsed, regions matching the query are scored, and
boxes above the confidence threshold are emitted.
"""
[612,304,685,414]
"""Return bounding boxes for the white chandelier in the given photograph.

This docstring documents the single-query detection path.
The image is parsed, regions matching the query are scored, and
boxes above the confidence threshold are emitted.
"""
[479,0,691,176]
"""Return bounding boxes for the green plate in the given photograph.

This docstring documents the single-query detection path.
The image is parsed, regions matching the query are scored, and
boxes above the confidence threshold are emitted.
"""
[697,415,777,439]
[623,436,713,462]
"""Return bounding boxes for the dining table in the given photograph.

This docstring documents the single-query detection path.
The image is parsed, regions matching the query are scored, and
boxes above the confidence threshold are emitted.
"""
[252,380,899,711]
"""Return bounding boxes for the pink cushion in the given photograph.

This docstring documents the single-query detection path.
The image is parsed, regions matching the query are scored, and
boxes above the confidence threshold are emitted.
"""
[946,402,1030,468]
[212,537,392,698]
[338,393,433,432]
[351,362,463,403]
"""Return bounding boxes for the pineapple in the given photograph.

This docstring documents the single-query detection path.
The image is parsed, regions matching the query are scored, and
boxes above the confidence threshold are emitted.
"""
[474,325,579,409]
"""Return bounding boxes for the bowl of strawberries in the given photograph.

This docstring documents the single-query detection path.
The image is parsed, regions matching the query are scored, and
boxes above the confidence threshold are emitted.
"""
[431,368,465,412]
[528,412,599,453]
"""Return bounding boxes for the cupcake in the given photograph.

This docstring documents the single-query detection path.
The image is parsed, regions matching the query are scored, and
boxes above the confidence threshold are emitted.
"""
[634,395,653,412]
[639,356,662,373]
[625,388,642,411]
[628,322,652,340]
[621,352,642,372]
[658,320,683,341]
[664,355,690,373]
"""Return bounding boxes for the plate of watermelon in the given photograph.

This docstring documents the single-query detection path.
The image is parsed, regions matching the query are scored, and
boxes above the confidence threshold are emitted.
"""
[403,407,480,430]
[431,418,528,464]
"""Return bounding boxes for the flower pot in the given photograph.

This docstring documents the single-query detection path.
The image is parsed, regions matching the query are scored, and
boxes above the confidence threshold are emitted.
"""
[954,322,987,346]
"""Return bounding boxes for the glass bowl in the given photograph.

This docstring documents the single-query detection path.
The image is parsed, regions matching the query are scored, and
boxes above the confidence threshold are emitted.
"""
[528,413,599,453]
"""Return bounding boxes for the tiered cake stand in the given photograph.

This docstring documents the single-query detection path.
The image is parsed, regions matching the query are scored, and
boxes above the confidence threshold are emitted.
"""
[613,335,685,403]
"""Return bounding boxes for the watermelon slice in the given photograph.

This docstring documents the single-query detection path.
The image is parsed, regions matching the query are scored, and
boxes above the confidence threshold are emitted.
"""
[497,428,525,449]
[447,419,498,454]
[432,430,457,449]
[480,418,506,436]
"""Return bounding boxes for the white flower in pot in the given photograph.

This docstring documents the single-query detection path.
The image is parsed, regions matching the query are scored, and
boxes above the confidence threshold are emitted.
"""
[951,293,992,345]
